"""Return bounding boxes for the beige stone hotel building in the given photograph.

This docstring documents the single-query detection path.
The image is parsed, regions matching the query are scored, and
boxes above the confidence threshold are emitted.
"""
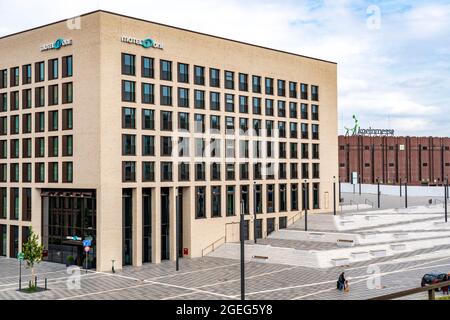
[0,10,338,271]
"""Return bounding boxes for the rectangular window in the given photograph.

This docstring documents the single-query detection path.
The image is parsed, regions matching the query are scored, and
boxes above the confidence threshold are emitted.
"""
[62,135,73,156]
[142,57,154,78]
[312,144,320,159]
[48,136,59,157]
[225,71,234,89]
[312,104,319,121]
[121,53,135,76]
[142,135,155,156]
[48,84,58,106]
[239,73,248,91]
[161,111,172,131]
[22,114,32,134]
[291,163,298,179]
[161,162,172,181]
[226,186,235,216]
[211,186,221,217]
[194,66,205,85]
[0,188,6,219]
[278,101,286,117]
[225,94,234,112]
[240,163,249,180]
[62,55,73,77]
[178,137,190,157]
[178,112,189,131]
[160,60,172,81]
[252,97,261,115]
[210,92,220,110]
[194,90,205,109]
[122,161,136,182]
[301,123,309,139]
[10,115,19,135]
[311,85,319,101]
[62,82,73,104]
[177,87,189,108]
[0,93,6,112]
[291,184,299,210]
[178,162,189,181]
[10,91,19,110]
[0,140,6,159]
[210,115,220,131]
[178,63,189,83]
[142,162,155,182]
[160,85,172,106]
[226,163,235,180]
[48,110,58,131]
[252,75,261,93]
[279,184,287,212]
[289,102,297,118]
[35,138,45,157]
[301,83,308,100]
[10,139,19,158]
[195,162,206,181]
[265,78,274,95]
[22,64,32,85]
[22,89,32,109]
[211,162,221,180]
[122,107,136,129]
[0,164,6,182]
[195,186,206,218]
[35,113,45,133]
[35,62,45,82]
[23,164,32,183]
[210,68,220,87]
[122,80,135,102]
[289,81,297,98]
[239,96,248,114]
[62,109,73,130]
[142,109,155,130]
[277,80,286,96]
[35,87,45,107]
[122,134,136,155]
[141,83,154,104]
[161,136,172,156]
[194,114,205,133]
[10,67,19,87]
[312,124,319,140]
[35,163,45,183]
[265,99,274,116]
[302,163,309,179]
[48,59,58,80]
[10,188,19,219]
[62,162,73,183]
[312,163,320,179]
[48,162,58,183]
[0,69,7,89]
[301,103,308,119]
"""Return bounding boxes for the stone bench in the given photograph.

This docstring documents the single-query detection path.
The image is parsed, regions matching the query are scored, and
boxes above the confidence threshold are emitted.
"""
[370,249,387,257]
[332,258,350,267]
[336,239,355,248]
[252,255,269,260]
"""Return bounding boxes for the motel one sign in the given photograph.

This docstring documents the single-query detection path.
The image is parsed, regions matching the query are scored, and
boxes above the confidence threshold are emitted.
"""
[121,35,164,49]
[40,38,72,52]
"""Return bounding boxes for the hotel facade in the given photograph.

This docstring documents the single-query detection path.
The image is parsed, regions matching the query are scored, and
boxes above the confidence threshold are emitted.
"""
[0,11,338,271]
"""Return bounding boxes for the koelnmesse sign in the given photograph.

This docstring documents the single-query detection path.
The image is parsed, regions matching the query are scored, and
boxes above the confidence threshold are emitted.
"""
[344,115,395,137]
[121,35,164,49]
[40,38,72,51]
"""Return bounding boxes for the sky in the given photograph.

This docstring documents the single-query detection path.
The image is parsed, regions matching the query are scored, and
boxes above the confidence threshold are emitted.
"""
[0,0,449,137]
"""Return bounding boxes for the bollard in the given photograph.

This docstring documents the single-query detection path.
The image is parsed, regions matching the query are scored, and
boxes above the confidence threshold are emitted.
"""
[35,276,38,288]
[45,278,48,290]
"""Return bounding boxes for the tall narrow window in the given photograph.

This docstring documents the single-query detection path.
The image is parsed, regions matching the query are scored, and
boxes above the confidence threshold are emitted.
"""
[35,62,45,82]
[160,60,172,81]
[178,63,189,83]
[62,82,73,104]
[48,59,58,80]
[121,53,135,76]
[142,57,154,78]
[195,187,206,218]
[122,80,135,102]
[62,55,73,77]
[211,186,221,217]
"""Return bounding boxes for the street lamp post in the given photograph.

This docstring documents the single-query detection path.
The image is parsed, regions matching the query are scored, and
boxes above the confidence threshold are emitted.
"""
[176,187,180,271]
[400,178,402,197]
[359,176,361,195]
[445,178,448,223]
[333,176,337,216]
[253,181,257,244]
[304,180,308,231]
[240,199,245,300]
[377,179,381,209]
[405,181,408,208]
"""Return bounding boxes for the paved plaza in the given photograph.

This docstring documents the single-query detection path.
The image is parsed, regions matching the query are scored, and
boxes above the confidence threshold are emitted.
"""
[1,192,450,300]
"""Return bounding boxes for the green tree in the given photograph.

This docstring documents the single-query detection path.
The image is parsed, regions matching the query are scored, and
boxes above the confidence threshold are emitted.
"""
[22,228,44,289]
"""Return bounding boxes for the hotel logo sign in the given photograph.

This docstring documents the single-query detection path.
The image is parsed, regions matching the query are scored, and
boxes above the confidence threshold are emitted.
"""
[40,38,73,52]
[345,115,395,137]
[121,35,164,49]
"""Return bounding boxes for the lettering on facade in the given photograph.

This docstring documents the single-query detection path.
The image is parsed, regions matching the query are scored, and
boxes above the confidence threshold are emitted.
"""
[40,38,73,52]
[121,35,164,49]
[345,115,395,137]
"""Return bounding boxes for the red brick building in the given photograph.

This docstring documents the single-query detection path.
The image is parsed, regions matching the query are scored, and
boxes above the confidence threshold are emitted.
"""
[339,136,450,186]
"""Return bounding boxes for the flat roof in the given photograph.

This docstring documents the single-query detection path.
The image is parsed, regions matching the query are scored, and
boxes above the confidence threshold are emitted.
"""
[0,9,337,65]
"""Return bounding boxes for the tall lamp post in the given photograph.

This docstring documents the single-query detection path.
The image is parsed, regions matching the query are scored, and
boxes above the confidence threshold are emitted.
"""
[399,177,402,197]
[240,199,245,300]
[333,176,337,216]
[445,178,448,223]
[253,181,257,244]
[304,179,308,231]
[176,187,180,271]
[405,180,408,208]
[377,178,381,209]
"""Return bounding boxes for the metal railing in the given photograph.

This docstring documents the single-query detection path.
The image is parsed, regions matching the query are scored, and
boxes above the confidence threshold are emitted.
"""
[369,280,450,300]
[434,199,445,208]
[201,236,226,257]
[287,211,303,226]
[365,198,374,208]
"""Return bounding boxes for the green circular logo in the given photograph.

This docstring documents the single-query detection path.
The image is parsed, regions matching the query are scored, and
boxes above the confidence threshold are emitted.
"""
[54,38,64,49]
[141,38,154,48]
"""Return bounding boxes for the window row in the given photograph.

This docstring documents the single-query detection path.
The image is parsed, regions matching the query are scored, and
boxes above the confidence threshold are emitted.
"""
[122,135,319,160]
[0,135,73,159]
[0,187,32,221]
[121,81,319,119]
[0,162,73,183]
[0,56,73,89]
[0,109,73,135]
[121,53,319,100]
[121,108,320,139]
[0,83,73,111]
[122,161,320,182]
